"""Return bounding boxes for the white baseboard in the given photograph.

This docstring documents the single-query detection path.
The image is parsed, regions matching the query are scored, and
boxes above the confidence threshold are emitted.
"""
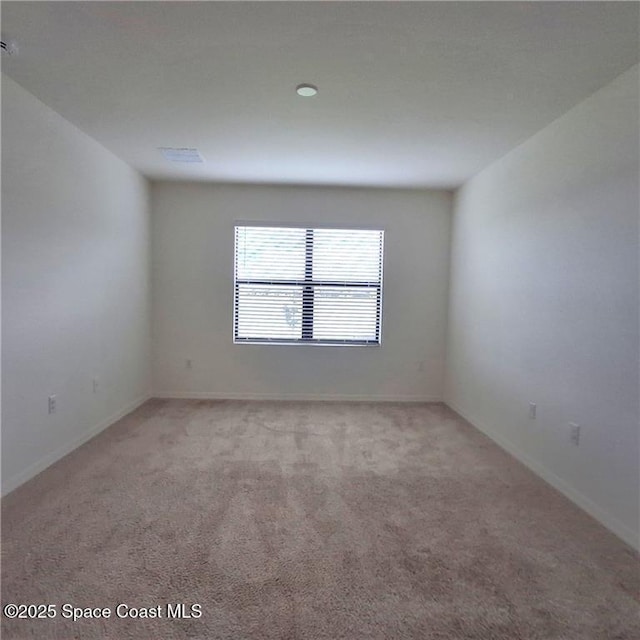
[154,391,442,403]
[1,393,151,497]
[446,400,639,552]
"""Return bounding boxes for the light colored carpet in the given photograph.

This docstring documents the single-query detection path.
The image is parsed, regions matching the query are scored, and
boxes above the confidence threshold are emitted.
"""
[2,399,639,639]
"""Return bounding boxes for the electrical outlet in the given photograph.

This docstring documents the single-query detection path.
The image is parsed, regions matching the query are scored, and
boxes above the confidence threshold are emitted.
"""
[92,378,99,393]
[48,395,56,414]
[528,403,537,419]
[569,422,580,446]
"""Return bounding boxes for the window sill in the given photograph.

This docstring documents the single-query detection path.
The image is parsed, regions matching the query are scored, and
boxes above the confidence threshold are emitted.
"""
[233,339,381,347]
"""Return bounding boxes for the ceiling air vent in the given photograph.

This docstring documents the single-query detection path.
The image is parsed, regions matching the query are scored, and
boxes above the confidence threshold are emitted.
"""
[159,147,204,163]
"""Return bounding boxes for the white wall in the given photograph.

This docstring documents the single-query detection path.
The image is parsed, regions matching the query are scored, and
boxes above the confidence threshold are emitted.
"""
[1,76,151,492]
[152,183,452,401]
[445,66,640,548]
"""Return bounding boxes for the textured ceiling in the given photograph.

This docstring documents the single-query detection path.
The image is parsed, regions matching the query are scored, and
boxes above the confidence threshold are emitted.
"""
[2,1,638,188]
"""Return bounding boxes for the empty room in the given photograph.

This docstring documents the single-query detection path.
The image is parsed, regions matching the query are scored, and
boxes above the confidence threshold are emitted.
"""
[1,1,639,638]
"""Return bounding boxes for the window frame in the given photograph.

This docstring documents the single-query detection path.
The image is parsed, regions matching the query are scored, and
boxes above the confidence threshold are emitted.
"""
[233,222,385,347]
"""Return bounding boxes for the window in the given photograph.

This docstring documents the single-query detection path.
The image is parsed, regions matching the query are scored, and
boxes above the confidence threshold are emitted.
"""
[234,225,384,345]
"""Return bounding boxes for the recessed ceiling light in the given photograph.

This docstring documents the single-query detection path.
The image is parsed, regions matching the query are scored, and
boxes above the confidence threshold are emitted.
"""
[296,84,318,97]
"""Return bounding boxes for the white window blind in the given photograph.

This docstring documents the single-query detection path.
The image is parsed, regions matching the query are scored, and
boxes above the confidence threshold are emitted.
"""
[234,225,384,345]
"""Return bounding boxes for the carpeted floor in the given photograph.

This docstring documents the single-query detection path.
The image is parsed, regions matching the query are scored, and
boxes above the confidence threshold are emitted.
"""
[2,399,639,639]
